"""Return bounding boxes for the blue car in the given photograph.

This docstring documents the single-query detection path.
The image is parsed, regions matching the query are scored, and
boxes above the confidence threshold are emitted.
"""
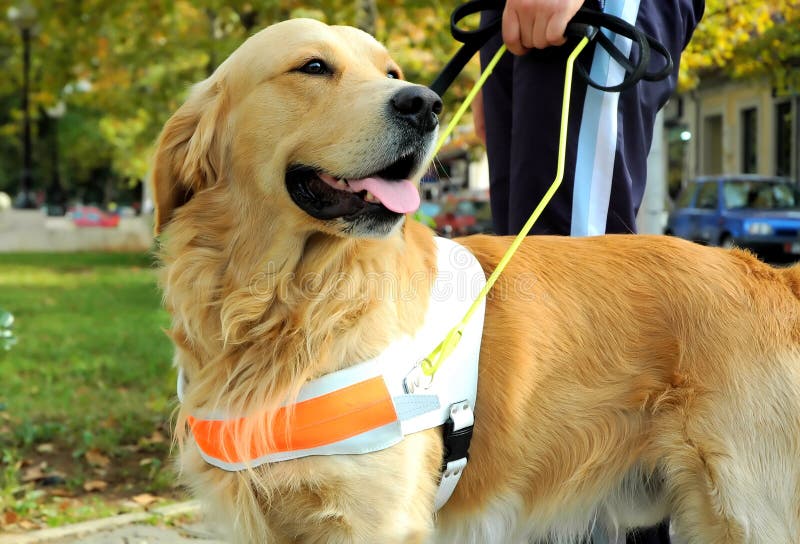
[666,175,800,261]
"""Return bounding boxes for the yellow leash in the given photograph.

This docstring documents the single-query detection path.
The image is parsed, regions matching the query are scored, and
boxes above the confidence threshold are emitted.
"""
[421,36,590,379]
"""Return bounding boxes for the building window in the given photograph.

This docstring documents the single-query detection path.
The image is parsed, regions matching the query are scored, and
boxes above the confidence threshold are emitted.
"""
[741,107,758,173]
[703,114,723,175]
[776,101,793,177]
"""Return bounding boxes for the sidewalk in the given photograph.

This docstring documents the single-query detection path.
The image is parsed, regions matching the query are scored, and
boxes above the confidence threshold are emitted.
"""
[1,503,686,543]
[58,522,226,544]
[0,209,153,252]
[0,502,227,544]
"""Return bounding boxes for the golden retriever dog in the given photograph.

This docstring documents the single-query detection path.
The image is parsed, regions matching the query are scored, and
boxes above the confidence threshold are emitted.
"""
[151,18,800,544]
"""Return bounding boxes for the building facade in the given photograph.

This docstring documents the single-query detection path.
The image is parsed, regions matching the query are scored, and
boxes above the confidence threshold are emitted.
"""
[669,78,799,189]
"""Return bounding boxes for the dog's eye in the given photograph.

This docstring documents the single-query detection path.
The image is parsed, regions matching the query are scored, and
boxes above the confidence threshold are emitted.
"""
[298,59,331,76]
[387,70,400,79]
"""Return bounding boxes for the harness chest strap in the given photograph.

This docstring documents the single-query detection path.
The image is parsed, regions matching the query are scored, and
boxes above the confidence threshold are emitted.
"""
[183,369,474,509]
[179,237,486,509]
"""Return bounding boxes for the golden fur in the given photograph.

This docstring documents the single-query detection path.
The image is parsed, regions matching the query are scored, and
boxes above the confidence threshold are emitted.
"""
[152,18,800,543]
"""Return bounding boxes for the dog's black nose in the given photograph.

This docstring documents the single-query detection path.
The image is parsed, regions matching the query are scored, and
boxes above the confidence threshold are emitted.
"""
[390,86,443,133]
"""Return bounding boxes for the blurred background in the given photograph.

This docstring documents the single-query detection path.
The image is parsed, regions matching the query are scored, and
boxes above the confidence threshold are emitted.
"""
[0,0,799,535]
[0,1,798,241]
[0,0,481,249]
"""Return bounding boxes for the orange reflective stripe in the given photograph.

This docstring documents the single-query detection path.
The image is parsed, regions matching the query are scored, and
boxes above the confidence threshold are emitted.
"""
[187,376,397,464]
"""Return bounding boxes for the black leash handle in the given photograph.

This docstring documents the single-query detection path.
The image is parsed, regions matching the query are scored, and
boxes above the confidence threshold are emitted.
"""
[429,0,505,97]
[429,0,674,97]
[568,8,673,92]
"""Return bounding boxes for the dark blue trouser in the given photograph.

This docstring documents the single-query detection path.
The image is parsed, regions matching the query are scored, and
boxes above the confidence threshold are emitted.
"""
[480,0,704,236]
[479,0,704,542]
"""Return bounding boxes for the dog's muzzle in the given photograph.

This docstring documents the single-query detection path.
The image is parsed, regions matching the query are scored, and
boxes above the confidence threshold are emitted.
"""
[389,86,443,135]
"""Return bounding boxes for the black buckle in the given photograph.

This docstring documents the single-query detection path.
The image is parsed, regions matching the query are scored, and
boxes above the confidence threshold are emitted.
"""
[441,417,474,469]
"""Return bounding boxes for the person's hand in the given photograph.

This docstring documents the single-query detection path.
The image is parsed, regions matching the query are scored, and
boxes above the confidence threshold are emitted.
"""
[472,90,486,145]
[502,0,585,55]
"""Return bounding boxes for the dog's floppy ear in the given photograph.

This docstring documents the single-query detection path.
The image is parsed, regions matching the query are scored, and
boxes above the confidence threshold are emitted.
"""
[151,79,229,235]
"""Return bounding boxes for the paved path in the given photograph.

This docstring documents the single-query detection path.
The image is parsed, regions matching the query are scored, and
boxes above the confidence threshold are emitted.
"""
[58,521,226,544]
[0,209,152,252]
[2,501,685,544]
[0,503,226,544]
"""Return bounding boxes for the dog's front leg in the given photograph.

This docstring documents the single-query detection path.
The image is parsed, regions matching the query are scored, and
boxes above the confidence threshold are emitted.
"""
[182,429,443,543]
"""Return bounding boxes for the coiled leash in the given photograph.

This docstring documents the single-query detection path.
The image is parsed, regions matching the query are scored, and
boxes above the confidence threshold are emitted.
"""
[419,0,673,380]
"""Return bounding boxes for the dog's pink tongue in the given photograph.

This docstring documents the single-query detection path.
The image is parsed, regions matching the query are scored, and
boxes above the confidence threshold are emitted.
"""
[347,178,420,214]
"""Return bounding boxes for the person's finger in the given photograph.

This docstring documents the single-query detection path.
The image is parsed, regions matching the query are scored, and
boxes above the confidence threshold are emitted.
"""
[502,6,529,56]
[513,1,537,51]
[545,12,569,46]
[531,12,550,49]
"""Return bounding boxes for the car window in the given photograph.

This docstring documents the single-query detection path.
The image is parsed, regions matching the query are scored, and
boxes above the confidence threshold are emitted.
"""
[769,183,799,208]
[676,182,697,208]
[747,182,800,210]
[696,182,718,210]
[722,181,751,209]
[720,179,800,210]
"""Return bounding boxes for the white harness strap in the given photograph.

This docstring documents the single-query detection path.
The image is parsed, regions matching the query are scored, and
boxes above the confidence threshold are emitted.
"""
[179,237,486,509]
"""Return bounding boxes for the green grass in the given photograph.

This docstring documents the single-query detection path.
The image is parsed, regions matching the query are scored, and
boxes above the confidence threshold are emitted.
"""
[0,252,179,529]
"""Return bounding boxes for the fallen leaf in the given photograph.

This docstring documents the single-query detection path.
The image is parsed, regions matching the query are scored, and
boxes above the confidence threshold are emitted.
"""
[138,430,167,449]
[36,443,54,454]
[48,488,74,497]
[21,466,46,483]
[83,480,108,492]
[132,493,158,507]
[85,449,111,468]
[100,416,117,429]
[2,510,19,526]
[18,520,37,530]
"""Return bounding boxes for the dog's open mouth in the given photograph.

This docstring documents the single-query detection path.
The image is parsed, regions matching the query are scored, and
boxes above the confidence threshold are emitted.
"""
[286,154,422,221]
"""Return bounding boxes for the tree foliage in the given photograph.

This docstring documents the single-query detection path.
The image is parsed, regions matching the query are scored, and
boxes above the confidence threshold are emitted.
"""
[1,0,797,201]
[0,0,473,202]
[680,0,800,93]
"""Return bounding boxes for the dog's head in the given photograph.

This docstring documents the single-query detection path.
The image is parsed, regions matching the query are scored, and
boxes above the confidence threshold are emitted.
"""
[151,18,441,239]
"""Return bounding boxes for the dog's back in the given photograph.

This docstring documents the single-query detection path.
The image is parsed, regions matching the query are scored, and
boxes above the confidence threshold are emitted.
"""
[441,233,800,542]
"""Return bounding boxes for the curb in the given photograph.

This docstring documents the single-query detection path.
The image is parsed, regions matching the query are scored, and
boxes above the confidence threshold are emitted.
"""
[0,501,201,544]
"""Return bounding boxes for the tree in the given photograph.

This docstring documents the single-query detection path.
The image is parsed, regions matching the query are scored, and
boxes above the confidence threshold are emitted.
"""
[680,0,800,93]
[0,0,476,202]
